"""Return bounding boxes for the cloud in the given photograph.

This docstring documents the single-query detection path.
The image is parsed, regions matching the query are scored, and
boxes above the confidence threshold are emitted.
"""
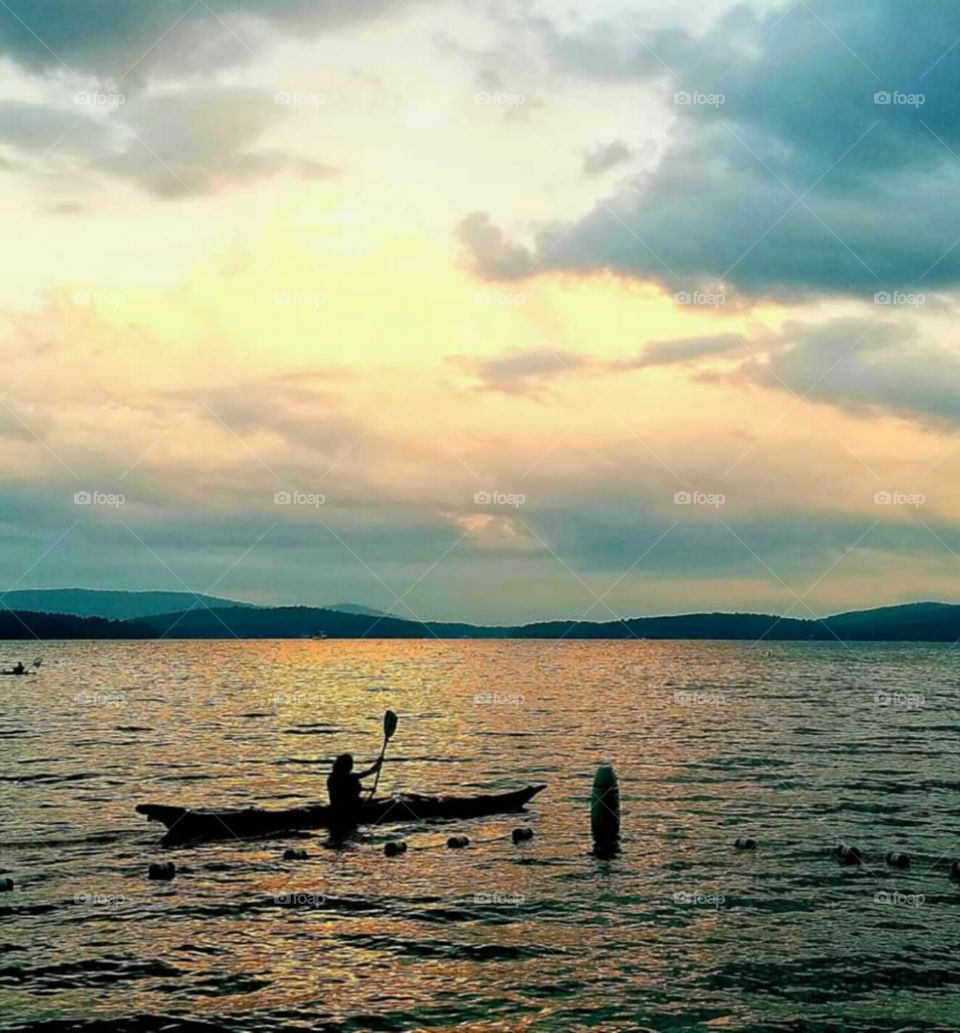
[451,314,960,431]
[457,211,536,280]
[0,87,334,197]
[451,346,586,396]
[749,316,960,429]
[582,139,632,176]
[451,333,747,396]
[622,333,745,368]
[197,373,365,458]
[0,100,115,153]
[461,0,960,297]
[102,87,335,197]
[0,0,403,80]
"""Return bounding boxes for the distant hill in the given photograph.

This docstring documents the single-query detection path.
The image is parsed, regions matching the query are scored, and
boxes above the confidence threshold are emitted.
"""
[1,589,253,620]
[508,612,820,640]
[142,606,483,639]
[825,602,960,641]
[3,598,960,641]
[0,610,158,640]
[329,603,395,618]
[137,602,960,641]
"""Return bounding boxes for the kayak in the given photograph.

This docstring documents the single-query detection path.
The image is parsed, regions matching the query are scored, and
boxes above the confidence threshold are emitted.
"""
[0,670,34,676]
[137,784,546,845]
[138,785,546,845]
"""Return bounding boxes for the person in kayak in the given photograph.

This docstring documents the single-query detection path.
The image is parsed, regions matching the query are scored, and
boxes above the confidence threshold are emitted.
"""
[11,661,25,675]
[327,753,383,813]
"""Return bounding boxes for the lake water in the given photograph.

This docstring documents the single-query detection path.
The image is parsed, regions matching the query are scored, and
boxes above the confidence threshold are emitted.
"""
[3,639,960,1032]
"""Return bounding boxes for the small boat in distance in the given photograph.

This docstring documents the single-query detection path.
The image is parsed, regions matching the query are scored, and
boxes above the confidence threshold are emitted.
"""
[1,659,41,676]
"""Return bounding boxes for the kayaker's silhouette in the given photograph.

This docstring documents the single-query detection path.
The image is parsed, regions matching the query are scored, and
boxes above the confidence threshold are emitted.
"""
[11,662,25,675]
[327,753,383,813]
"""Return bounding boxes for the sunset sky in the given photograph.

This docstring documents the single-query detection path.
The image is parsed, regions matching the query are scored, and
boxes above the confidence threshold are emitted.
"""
[3,0,960,623]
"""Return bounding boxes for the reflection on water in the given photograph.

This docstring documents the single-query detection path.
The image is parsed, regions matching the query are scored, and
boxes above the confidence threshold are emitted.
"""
[3,639,960,1031]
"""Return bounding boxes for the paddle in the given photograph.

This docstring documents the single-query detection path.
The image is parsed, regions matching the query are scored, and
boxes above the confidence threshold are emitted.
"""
[367,709,398,800]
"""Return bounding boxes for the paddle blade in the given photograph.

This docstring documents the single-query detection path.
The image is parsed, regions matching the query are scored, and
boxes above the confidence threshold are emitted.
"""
[383,709,398,741]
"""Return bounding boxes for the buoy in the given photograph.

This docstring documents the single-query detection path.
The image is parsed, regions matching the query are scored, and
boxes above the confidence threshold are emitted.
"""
[384,840,407,857]
[833,845,863,866]
[0,877,13,892]
[511,826,534,844]
[148,861,176,881]
[734,837,757,851]
[591,763,620,855]
[446,835,469,849]
[886,851,910,870]
[283,848,308,861]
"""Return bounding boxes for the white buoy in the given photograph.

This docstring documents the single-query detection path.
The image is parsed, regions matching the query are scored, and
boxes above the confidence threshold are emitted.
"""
[591,763,620,854]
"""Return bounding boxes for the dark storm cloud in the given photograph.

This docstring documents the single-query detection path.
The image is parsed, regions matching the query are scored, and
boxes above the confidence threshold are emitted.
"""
[540,503,959,594]
[0,0,401,79]
[461,0,960,297]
